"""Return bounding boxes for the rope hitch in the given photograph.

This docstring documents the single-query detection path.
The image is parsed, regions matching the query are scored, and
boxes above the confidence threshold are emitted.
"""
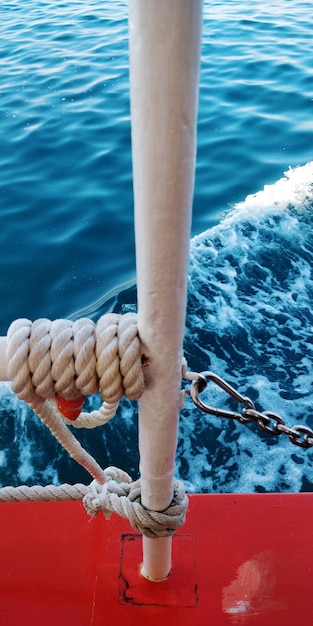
[2,313,188,537]
[83,469,188,537]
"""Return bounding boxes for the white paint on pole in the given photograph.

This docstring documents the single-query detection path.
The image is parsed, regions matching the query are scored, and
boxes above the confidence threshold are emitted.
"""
[129,0,203,581]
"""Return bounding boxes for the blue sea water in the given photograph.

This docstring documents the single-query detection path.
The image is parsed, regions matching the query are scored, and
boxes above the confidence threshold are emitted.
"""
[0,0,313,493]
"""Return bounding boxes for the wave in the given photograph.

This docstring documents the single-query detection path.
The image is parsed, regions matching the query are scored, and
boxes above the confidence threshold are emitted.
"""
[182,161,313,492]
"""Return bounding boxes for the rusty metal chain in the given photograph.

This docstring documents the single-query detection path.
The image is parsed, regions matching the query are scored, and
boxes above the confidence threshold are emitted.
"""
[185,370,313,449]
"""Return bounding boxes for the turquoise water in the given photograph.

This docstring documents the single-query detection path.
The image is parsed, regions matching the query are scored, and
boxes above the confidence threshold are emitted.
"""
[1,1,313,492]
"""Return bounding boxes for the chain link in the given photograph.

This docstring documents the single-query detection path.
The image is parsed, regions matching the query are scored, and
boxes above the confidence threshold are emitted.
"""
[185,370,313,449]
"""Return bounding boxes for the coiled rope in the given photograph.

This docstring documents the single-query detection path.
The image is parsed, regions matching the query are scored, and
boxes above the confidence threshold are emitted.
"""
[1,313,188,537]
[7,312,144,427]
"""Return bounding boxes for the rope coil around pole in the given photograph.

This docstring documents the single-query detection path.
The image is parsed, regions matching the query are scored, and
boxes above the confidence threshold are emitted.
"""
[7,312,145,428]
[83,474,188,537]
[3,313,188,538]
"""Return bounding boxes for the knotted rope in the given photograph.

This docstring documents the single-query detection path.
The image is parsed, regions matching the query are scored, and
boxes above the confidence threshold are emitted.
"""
[83,469,188,538]
[2,313,189,537]
[0,468,188,537]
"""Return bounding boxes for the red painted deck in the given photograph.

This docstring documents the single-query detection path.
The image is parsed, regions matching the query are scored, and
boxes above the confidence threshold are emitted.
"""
[1,493,312,625]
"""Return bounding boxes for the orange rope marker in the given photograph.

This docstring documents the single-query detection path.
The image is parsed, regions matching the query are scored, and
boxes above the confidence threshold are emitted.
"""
[55,394,85,421]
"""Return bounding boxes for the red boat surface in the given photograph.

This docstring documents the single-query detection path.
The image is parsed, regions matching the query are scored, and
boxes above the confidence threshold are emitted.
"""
[1,492,312,625]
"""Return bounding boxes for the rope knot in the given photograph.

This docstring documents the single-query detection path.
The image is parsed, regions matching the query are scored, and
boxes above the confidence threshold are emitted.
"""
[83,466,133,519]
[83,469,188,538]
[5,316,189,536]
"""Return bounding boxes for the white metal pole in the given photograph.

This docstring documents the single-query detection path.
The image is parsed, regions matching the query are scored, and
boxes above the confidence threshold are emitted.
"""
[129,0,202,581]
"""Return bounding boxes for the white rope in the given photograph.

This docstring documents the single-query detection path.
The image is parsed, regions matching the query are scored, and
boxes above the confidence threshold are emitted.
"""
[35,400,188,538]
[73,317,98,396]
[7,312,144,428]
[62,400,120,429]
[0,469,189,538]
[0,483,88,502]
[83,474,188,538]
[36,400,106,485]
[4,314,190,536]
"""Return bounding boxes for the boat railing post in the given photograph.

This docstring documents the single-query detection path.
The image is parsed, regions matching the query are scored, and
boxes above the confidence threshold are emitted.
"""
[129,0,203,581]
[0,0,203,585]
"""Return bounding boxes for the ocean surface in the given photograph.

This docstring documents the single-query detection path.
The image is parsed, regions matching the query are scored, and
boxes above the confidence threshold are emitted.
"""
[1,0,313,493]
